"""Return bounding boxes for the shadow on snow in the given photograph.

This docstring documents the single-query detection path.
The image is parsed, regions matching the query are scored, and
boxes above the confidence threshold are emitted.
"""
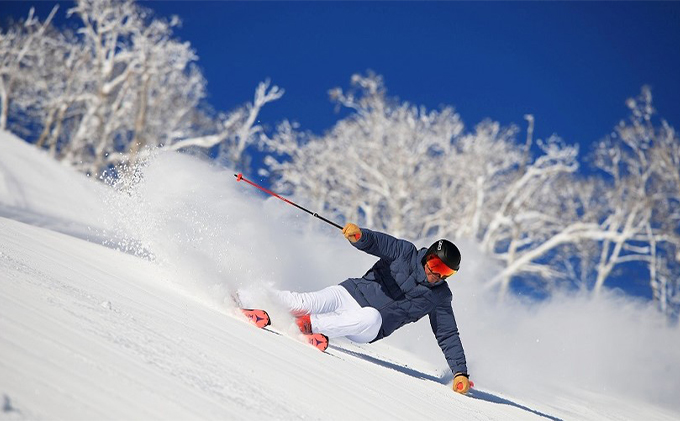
[330,345,563,421]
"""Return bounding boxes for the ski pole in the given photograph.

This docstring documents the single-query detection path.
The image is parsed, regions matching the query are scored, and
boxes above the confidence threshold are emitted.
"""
[234,173,344,231]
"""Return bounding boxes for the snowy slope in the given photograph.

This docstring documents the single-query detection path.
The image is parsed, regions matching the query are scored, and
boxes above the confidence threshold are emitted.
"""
[1,130,679,420]
[0,133,113,240]
[0,216,562,420]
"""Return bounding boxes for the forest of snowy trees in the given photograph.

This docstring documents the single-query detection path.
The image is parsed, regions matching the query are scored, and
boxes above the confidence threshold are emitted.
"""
[1,0,679,318]
[265,75,680,318]
[0,0,282,175]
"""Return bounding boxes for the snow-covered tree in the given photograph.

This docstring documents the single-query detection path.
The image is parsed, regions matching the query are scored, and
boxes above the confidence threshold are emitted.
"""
[421,119,523,241]
[478,133,581,296]
[265,73,585,297]
[166,79,284,170]
[62,0,283,175]
[54,0,140,173]
[263,74,678,312]
[20,26,88,158]
[3,0,282,177]
[590,87,680,315]
[263,72,463,239]
[0,6,58,131]
[484,87,680,312]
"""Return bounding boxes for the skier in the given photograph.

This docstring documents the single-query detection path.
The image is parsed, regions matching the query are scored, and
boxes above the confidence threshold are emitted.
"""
[274,222,471,394]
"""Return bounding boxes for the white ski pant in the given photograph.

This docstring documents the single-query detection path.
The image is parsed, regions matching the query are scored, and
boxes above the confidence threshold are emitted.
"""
[274,286,382,343]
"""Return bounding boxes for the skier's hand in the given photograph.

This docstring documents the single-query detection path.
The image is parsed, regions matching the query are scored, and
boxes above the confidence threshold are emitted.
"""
[342,223,362,243]
[453,373,470,394]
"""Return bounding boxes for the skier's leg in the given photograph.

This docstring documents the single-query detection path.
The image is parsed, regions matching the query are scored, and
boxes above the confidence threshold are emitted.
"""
[273,285,349,315]
[310,307,382,343]
[275,285,381,341]
[345,307,382,343]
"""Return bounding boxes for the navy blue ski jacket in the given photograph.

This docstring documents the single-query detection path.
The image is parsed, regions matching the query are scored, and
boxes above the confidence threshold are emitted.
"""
[340,228,468,376]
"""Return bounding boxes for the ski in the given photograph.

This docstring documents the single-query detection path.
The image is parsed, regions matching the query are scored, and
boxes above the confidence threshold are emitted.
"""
[238,308,329,352]
[304,332,330,352]
[240,308,271,328]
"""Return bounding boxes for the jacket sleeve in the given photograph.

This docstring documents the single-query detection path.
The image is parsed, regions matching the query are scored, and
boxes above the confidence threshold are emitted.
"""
[351,228,416,262]
[429,294,468,376]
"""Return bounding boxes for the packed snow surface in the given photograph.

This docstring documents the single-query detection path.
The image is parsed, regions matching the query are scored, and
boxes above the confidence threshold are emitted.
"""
[1,130,679,420]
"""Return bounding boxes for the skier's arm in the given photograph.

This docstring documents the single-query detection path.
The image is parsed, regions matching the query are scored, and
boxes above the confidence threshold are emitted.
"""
[429,296,468,382]
[345,225,416,262]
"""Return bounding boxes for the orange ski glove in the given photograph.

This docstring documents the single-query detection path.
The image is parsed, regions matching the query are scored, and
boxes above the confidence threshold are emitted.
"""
[342,223,362,243]
[453,373,471,394]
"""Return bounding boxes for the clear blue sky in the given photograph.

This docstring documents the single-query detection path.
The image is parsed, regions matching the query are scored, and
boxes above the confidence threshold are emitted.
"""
[155,1,680,152]
[3,1,680,156]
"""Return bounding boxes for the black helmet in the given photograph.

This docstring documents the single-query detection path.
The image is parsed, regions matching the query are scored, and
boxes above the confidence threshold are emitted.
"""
[422,239,461,271]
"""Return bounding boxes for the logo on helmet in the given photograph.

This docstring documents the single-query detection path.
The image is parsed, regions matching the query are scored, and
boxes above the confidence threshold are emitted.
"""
[437,240,443,251]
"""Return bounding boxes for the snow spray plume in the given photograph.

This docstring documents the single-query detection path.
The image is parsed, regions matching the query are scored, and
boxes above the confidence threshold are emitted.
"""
[234,173,344,231]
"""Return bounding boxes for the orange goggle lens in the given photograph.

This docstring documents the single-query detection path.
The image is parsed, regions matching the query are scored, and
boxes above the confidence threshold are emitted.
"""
[426,255,457,278]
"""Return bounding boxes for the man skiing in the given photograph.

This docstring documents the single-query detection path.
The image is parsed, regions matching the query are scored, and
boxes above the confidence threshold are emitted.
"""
[274,222,471,395]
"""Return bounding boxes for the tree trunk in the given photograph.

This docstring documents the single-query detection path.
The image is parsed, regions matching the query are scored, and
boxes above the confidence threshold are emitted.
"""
[0,77,9,131]
[129,74,150,160]
[36,107,57,148]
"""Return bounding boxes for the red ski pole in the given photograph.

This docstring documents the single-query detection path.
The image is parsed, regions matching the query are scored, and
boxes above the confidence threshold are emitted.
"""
[234,173,344,231]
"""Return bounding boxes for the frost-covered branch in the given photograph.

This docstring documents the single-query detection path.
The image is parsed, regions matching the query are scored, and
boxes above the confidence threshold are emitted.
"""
[0,5,58,130]
[4,0,282,177]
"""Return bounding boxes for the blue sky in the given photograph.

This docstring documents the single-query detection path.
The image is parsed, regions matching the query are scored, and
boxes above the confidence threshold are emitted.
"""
[3,1,680,155]
[150,1,680,154]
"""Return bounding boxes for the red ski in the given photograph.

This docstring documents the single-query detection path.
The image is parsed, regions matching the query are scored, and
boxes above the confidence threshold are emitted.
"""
[304,332,329,352]
[240,308,271,329]
[238,308,329,352]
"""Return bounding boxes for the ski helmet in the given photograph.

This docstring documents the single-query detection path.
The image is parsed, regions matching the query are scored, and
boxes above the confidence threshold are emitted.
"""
[422,239,461,271]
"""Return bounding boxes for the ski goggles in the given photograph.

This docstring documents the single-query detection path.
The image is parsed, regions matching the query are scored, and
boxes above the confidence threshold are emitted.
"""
[425,255,457,279]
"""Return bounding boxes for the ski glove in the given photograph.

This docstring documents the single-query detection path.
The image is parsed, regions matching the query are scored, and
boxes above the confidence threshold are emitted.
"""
[453,373,470,394]
[342,223,362,243]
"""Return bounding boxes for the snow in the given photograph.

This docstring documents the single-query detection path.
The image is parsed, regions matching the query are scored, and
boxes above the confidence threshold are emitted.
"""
[1,129,679,420]
[0,132,113,239]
